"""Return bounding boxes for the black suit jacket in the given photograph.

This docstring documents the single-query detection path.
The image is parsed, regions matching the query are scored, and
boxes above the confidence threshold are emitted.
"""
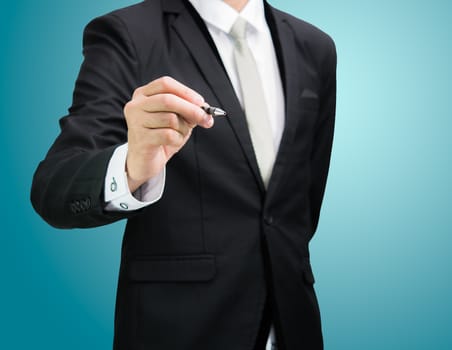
[31,1,336,349]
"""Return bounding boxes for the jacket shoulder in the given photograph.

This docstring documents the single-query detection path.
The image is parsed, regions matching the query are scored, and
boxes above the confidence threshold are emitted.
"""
[271,7,336,55]
[270,7,336,81]
[94,0,162,31]
[82,1,166,83]
[271,7,335,44]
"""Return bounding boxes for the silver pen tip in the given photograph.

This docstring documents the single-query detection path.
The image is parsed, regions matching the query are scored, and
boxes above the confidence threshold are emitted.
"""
[213,107,227,117]
[201,105,227,117]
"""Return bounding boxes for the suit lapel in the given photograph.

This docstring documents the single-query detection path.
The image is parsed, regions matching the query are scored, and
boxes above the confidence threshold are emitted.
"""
[164,0,265,192]
[265,6,303,196]
[163,1,305,195]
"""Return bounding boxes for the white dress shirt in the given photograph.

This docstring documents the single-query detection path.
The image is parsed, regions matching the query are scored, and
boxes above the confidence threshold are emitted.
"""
[105,1,285,347]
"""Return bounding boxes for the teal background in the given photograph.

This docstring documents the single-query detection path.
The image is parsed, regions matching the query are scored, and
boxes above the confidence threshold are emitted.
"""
[1,0,451,348]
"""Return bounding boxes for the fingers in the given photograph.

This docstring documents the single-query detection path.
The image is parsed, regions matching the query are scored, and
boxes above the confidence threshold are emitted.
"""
[125,109,193,149]
[142,93,212,127]
[128,124,190,149]
[130,76,213,128]
[124,96,210,136]
[141,112,192,137]
[133,76,204,106]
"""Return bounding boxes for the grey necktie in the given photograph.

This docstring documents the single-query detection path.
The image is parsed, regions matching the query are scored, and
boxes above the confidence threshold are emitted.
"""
[230,17,275,187]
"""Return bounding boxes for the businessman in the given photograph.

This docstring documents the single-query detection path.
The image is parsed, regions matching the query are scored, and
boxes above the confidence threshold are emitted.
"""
[31,0,336,349]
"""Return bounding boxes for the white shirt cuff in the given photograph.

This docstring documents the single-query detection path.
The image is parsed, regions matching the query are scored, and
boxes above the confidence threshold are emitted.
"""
[104,143,165,211]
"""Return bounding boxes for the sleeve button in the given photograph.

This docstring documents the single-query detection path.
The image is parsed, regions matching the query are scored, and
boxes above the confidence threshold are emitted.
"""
[110,177,118,192]
[120,202,129,210]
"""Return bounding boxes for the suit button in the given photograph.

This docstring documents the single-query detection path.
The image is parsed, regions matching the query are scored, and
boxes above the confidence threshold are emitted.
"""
[264,216,274,226]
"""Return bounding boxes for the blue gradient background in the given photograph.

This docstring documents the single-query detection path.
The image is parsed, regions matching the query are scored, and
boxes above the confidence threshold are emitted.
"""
[1,0,451,348]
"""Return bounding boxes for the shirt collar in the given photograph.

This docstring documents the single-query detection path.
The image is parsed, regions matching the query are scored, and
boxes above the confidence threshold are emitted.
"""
[187,0,267,34]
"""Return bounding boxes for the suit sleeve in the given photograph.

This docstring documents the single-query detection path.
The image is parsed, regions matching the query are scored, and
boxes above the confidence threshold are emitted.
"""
[309,37,337,235]
[31,14,143,229]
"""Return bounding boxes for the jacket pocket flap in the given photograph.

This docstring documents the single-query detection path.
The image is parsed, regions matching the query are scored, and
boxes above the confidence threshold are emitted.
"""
[300,88,319,99]
[128,255,216,282]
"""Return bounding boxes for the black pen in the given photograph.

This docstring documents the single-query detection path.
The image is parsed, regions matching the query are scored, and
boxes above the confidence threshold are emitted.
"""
[201,105,227,117]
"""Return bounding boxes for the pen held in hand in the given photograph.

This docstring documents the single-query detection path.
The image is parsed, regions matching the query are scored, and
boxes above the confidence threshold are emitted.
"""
[201,105,227,117]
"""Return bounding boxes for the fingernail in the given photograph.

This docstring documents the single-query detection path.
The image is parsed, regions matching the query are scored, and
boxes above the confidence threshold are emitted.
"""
[204,114,214,127]
[194,94,205,105]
